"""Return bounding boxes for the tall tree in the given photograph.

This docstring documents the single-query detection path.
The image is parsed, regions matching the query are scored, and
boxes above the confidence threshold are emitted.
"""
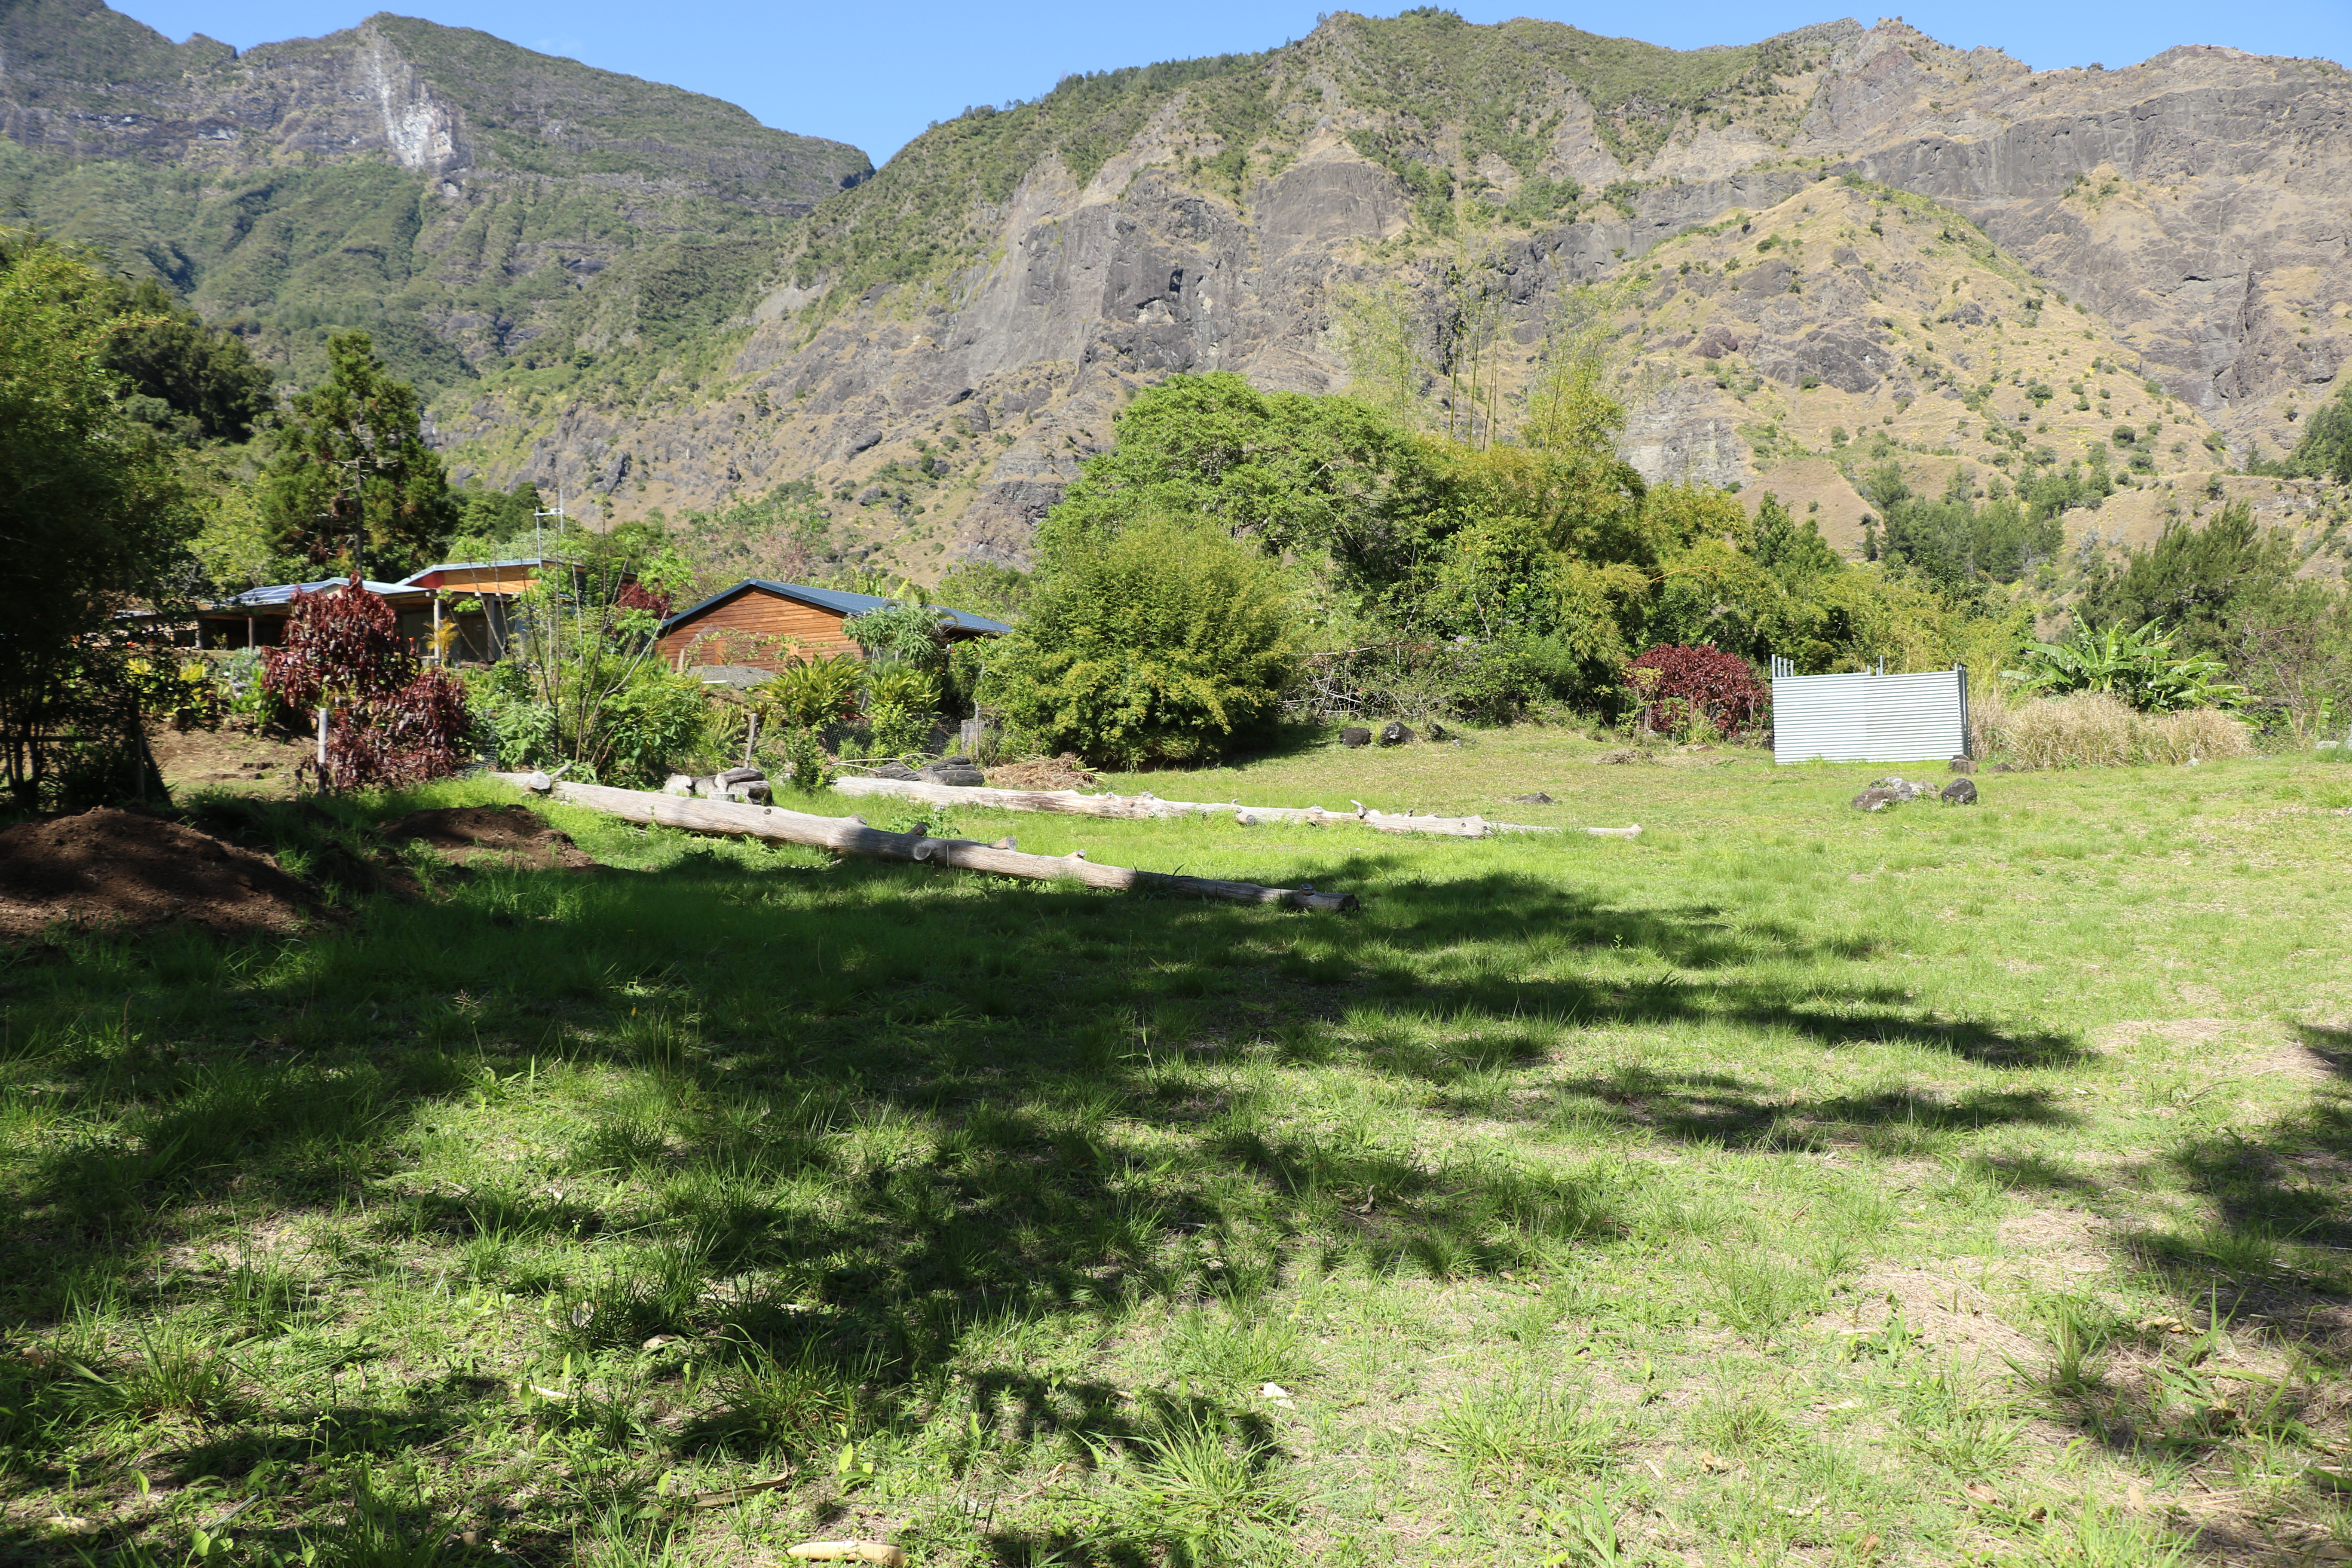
[0,233,197,805]
[259,331,457,578]
[2078,502,2291,658]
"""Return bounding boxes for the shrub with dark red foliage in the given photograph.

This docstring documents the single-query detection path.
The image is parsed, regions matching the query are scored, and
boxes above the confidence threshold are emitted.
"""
[1628,644,1769,738]
[263,579,415,715]
[263,577,475,789]
[615,580,673,619]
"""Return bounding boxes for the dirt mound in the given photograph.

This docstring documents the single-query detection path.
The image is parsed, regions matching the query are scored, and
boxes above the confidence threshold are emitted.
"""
[0,808,322,942]
[985,753,1098,791]
[383,805,596,870]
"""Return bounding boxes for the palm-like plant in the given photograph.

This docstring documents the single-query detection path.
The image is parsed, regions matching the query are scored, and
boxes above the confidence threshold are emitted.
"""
[2004,620,2241,712]
[762,654,864,729]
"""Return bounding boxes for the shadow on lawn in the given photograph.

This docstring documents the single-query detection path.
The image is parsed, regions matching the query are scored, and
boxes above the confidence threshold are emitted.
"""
[0,848,2105,1562]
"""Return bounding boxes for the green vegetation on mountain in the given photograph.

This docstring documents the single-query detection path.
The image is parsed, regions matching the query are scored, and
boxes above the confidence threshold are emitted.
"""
[781,55,1274,307]
[0,2,870,393]
[777,10,1855,315]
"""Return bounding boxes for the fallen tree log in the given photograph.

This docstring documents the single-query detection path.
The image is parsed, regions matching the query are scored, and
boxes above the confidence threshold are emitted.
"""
[829,775,1638,839]
[489,773,1357,912]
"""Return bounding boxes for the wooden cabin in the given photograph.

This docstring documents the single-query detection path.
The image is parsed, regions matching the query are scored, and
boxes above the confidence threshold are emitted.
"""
[655,580,1011,674]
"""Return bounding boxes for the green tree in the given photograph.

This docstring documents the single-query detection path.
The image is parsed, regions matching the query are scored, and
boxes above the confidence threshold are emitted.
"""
[0,233,197,805]
[2078,502,2291,658]
[102,279,276,445]
[2288,383,2352,484]
[258,330,458,577]
[991,513,1296,766]
[1041,372,1424,573]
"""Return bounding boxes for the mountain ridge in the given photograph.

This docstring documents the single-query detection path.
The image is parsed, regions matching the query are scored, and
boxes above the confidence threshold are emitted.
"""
[427,12,2348,579]
[0,0,870,387]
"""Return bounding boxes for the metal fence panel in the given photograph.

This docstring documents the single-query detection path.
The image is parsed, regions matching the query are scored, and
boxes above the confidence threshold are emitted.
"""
[1771,673,1872,763]
[1773,667,1967,764]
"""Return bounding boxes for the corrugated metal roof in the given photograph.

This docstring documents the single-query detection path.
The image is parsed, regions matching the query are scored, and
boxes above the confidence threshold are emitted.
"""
[394,557,554,587]
[660,579,1011,637]
[210,578,418,609]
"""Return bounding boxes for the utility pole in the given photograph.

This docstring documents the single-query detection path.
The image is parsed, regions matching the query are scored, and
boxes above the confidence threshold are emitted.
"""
[533,486,567,561]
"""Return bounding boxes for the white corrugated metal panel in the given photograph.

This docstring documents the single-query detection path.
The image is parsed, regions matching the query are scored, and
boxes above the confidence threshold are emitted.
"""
[1865,671,1967,761]
[1773,668,1967,764]
[1771,673,1871,763]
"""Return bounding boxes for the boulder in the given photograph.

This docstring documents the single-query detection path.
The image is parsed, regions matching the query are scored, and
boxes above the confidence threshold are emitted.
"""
[1509,792,1553,805]
[920,764,987,787]
[869,762,921,781]
[1379,721,1414,746]
[1852,787,1901,811]
[1948,756,1976,775]
[1339,726,1372,748]
[1941,778,1979,805]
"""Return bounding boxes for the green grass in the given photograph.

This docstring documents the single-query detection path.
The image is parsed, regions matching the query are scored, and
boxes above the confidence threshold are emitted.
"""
[3,726,2350,1565]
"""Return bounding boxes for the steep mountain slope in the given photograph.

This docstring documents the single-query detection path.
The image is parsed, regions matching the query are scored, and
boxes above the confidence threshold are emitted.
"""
[429,12,2348,578]
[0,0,870,388]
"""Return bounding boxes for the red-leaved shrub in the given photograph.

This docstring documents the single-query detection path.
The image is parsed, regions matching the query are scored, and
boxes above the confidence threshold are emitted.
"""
[263,578,475,789]
[1627,644,1769,738]
[615,580,673,618]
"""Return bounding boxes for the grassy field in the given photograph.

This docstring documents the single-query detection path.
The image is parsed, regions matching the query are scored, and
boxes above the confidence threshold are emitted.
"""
[4,728,2351,1567]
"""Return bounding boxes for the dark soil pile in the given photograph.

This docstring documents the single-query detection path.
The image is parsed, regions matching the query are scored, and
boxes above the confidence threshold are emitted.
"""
[0,808,322,942]
[383,805,597,870]
[984,753,1099,791]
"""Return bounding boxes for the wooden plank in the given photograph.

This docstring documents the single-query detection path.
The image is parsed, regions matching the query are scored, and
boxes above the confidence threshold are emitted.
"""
[828,775,1632,839]
[490,775,1357,912]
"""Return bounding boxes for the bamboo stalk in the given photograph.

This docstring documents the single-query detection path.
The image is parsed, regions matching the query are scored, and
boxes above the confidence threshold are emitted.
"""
[829,775,1636,839]
[490,775,1357,912]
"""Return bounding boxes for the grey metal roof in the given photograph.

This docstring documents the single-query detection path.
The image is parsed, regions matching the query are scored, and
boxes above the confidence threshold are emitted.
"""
[660,579,1011,637]
[208,578,418,609]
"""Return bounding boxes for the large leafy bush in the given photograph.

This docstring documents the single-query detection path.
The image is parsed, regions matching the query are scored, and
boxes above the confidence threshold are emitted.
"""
[2004,621,2239,713]
[263,578,474,789]
[1626,645,1769,738]
[991,514,1296,766]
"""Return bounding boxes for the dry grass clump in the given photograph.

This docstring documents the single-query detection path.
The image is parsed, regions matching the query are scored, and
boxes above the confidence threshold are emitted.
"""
[1977,689,2253,770]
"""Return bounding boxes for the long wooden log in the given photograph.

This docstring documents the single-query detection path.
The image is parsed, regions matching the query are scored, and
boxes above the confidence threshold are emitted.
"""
[490,774,1357,912]
[828,775,1638,839]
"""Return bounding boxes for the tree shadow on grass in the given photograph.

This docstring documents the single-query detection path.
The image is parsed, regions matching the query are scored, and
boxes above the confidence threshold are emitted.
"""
[0,845,2105,1561]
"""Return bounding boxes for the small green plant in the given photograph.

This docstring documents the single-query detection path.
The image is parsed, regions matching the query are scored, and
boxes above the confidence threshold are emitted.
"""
[1433,1378,1617,1488]
[774,725,831,792]
[1899,1363,2022,1478]
[1703,1252,1825,1337]
[1162,1306,1313,1385]
[1093,1402,1297,1565]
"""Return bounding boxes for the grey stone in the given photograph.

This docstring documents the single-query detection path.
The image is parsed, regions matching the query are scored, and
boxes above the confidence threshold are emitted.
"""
[869,762,921,781]
[1379,721,1414,747]
[1948,756,1976,774]
[1339,726,1372,748]
[1941,778,1979,805]
[920,764,987,787]
[1509,792,1553,804]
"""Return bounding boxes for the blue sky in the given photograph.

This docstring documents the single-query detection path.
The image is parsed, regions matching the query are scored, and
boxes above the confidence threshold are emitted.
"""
[115,0,2352,165]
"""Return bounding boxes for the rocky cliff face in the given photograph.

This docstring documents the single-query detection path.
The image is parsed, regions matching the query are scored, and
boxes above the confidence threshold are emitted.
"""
[0,0,870,385]
[433,14,2346,578]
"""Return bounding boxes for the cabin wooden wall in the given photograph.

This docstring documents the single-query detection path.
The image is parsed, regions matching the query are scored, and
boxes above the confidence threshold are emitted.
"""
[655,589,858,671]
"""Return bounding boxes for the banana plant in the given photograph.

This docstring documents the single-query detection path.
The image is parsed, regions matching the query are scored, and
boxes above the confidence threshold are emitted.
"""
[2003,620,2242,712]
